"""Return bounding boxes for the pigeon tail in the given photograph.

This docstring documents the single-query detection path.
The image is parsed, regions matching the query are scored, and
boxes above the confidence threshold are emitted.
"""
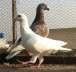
[58,47,72,52]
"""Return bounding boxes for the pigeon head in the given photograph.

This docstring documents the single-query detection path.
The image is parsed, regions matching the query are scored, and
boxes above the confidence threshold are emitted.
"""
[14,14,29,27]
[37,3,49,11]
[15,14,28,23]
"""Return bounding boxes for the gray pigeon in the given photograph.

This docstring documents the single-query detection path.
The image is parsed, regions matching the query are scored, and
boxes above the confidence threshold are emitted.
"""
[30,3,49,37]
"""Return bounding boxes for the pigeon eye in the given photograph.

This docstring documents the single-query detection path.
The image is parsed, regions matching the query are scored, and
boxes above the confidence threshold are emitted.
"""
[18,15,21,17]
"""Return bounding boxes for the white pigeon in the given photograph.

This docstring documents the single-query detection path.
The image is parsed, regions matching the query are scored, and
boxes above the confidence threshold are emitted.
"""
[6,14,72,67]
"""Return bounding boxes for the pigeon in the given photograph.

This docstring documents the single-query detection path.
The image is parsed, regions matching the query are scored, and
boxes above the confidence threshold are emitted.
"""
[6,14,72,67]
[7,3,49,55]
[30,3,49,37]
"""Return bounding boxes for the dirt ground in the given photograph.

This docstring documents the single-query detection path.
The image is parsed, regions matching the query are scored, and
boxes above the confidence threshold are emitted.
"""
[0,28,76,72]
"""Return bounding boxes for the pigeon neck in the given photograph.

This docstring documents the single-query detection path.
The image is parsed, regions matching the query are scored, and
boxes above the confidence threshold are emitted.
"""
[35,9,45,24]
[20,19,34,34]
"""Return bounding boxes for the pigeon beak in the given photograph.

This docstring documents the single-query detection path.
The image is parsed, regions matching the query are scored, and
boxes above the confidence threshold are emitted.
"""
[46,8,49,11]
[44,7,49,11]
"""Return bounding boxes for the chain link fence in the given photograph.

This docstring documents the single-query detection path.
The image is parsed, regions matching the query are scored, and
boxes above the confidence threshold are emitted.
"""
[0,0,76,42]
[0,0,12,41]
